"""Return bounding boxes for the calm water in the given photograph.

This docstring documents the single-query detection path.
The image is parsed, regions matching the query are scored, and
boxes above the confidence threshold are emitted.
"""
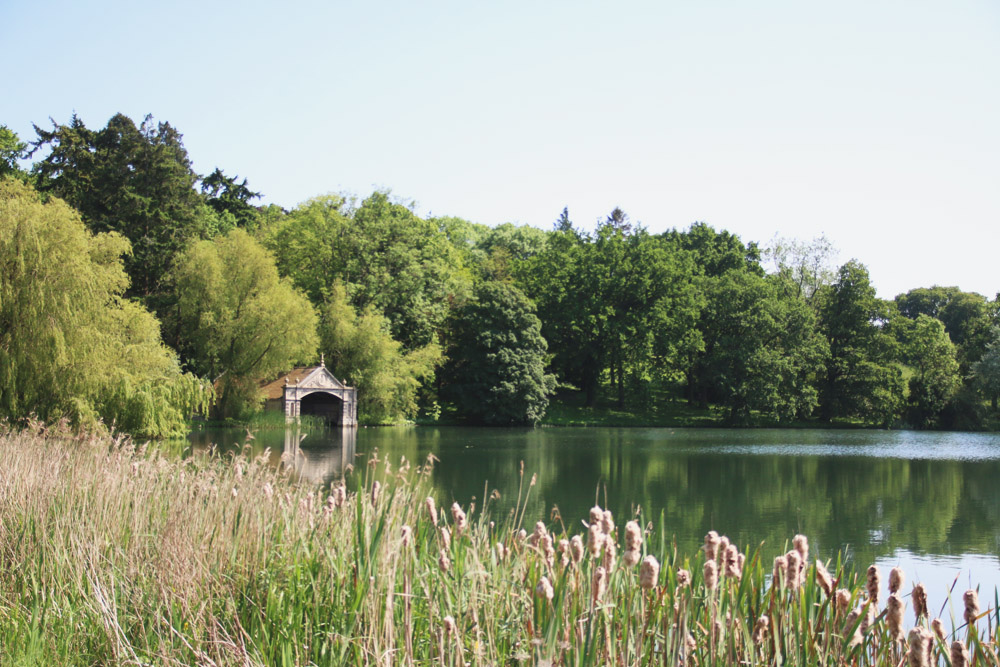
[186,426,1000,607]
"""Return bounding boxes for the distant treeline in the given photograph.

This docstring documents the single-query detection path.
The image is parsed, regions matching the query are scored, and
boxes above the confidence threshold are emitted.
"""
[1,115,997,435]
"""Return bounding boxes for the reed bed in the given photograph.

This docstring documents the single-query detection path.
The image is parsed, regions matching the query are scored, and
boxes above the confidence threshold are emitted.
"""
[0,424,997,666]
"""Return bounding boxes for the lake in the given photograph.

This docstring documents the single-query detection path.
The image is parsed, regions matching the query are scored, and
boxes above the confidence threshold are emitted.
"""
[186,425,1000,611]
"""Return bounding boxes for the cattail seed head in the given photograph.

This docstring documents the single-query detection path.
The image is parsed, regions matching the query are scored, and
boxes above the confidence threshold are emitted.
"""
[425,497,438,526]
[587,523,605,557]
[639,555,659,590]
[793,534,809,563]
[912,583,928,620]
[438,549,451,573]
[624,520,642,551]
[558,538,570,567]
[845,610,863,648]
[370,481,381,506]
[773,555,787,587]
[623,548,641,567]
[333,484,346,508]
[541,534,555,567]
[263,482,274,500]
[931,618,946,643]
[951,640,970,667]
[589,505,603,525]
[439,526,451,550]
[835,589,852,615]
[495,542,507,562]
[570,535,584,563]
[723,544,742,579]
[401,524,412,548]
[676,569,691,587]
[887,593,905,641]
[602,537,617,571]
[963,589,980,626]
[704,560,718,591]
[443,615,457,637]
[518,528,527,542]
[718,535,730,557]
[866,565,881,606]
[786,551,802,591]
[536,576,554,601]
[889,566,905,594]
[451,502,468,534]
[601,509,614,536]
[815,559,834,596]
[861,603,876,634]
[592,566,607,602]
[752,615,769,645]
[704,531,721,561]
[907,627,932,667]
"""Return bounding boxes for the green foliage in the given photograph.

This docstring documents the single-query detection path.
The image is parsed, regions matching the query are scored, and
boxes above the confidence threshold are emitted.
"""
[815,261,904,426]
[169,229,318,419]
[693,271,828,424]
[0,125,27,180]
[895,286,995,373]
[662,221,763,278]
[443,281,555,425]
[0,180,210,437]
[897,314,962,428]
[517,214,698,409]
[319,283,441,424]
[971,327,1000,411]
[267,191,472,349]
[29,113,214,298]
[763,233,837,302]
[200,167,262,230]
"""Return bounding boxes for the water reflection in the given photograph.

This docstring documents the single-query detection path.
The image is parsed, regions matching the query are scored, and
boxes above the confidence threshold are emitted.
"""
[282,427,356,485]
[183,426,1000,579]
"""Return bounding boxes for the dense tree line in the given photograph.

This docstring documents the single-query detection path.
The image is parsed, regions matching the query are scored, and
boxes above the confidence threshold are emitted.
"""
[1,113,998,432]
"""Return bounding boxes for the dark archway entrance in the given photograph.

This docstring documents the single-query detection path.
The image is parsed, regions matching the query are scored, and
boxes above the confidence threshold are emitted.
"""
[300,391,344,424]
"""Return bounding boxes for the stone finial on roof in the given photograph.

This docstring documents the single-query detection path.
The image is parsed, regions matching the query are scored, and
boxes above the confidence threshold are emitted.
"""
[320,353,325,367]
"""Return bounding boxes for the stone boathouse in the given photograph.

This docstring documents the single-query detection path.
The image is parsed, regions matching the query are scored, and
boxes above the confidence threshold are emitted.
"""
[260,358,358,426]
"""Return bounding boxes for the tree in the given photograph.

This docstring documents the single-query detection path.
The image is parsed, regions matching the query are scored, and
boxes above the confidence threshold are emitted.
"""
[0,180,210,437]
[662,222,763,278]
[897,314,961,428]
[694,271,828,424]
[815,261,904,426]
[516,214,698,408]
[201,167,262,230]
[319,283,441,424]
[169,229,318,419]
[0,125,27,179]
[895,286,993,373]
[971,328,1000,411]
[443,282,555,425]
[764,233,838,303]
[30,113,213,298]
[267,191,471,349]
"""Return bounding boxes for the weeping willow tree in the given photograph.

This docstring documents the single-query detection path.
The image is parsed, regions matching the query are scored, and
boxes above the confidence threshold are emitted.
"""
[319,282,441,424]
[0,179,212,437]
[169,229,318,420]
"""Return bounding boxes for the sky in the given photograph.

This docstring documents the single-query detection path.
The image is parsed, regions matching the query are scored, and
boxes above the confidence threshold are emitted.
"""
[3,0,998,299]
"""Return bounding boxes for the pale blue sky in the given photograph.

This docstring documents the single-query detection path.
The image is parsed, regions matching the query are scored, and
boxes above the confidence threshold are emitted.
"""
[3,0,998,298]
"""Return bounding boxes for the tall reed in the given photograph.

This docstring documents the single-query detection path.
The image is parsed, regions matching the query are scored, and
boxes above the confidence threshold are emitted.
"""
[0,425,997,666]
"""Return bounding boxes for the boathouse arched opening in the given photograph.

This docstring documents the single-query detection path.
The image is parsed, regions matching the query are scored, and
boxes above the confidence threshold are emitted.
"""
[300,391,345,424]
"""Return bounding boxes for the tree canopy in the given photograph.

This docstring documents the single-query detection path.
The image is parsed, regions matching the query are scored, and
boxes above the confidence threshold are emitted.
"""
[443,281,555,425]
[168,229,318,419]
[0,180,210,436]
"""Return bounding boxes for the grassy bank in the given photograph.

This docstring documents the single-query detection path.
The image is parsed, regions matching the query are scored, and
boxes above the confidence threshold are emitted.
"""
[0,425,997,665]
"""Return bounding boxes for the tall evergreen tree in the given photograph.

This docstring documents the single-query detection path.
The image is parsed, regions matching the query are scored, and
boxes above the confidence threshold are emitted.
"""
[30,113,209,298]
